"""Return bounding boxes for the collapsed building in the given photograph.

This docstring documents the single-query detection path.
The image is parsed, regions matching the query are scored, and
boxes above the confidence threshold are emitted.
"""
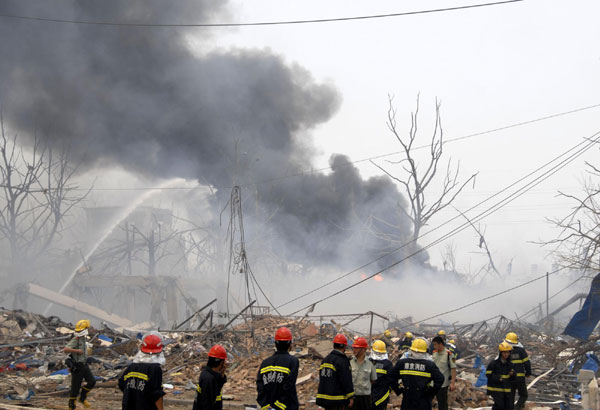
[1,294,600,410]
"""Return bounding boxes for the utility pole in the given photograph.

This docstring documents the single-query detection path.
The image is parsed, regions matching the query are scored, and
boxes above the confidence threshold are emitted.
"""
[368,311,374,343]
[546,272,550,317]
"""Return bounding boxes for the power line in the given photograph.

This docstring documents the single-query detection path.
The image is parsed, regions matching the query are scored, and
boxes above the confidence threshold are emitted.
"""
[284,131,600,315]
[518,274,587,321]
[274,131,600,311]
[0,1,524,28]
[396,267,568,330]
[69,102,600,192]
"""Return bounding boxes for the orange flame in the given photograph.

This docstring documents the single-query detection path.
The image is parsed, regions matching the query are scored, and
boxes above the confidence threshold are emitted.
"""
[360,273,384,282]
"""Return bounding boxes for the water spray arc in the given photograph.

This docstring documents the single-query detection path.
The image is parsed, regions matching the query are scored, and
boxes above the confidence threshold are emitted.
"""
[43,178,182,315]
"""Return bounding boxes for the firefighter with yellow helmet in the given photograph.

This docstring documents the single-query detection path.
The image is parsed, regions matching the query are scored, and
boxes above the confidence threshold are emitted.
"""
[485,342,516,410]
[505,332,531,410]
[390,338,444,410]
[63,319,95,409]
[370,340,402,409]
[398,331,414,351]
[381,329,394,348]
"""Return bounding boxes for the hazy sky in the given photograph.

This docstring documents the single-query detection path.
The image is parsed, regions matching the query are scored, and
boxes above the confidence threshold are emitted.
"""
[200,0,600,275]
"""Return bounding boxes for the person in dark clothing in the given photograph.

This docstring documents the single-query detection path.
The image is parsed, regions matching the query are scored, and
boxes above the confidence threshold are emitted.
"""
[370,340,402,409]
[446,339,460,359]
[193,344,228,410]
[256,327,299,410]
[390,338,444,410]
[397,331,414,351]
[316,333,354,410]
[486,342,516,410]
[118,332,166,410]
[504,332,531,410]
[64,319,96,409]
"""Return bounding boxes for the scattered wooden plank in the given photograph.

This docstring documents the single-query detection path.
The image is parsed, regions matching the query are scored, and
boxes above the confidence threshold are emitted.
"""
[528,367,555,389]
[26,283,134,328]
[296,373,312,385]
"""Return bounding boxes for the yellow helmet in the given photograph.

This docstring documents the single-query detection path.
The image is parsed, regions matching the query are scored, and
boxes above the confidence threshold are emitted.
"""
[505,332,518,344]
[410,338,428,353]
[75,319,90,332]
[448,339,455,345]
[384,330,392,338]
[372,340,387,353]
[405,331,413,339]
[437,329,446,336]
[498,341,513,352]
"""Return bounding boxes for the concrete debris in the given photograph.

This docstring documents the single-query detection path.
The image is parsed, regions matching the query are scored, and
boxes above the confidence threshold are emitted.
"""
[0,308,598,409]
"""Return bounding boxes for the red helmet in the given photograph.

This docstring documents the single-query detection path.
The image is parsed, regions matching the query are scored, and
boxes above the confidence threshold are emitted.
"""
[208,344,227,360]
[141,333,163,354]
[333,334,348,345]
[275,327,293,341]
[352,337,368,349]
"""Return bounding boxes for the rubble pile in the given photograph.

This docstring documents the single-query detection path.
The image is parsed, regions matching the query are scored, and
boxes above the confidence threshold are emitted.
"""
[0,308,597,409]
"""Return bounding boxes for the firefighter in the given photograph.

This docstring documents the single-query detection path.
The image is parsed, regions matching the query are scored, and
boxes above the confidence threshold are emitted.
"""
[391,338,444,410]
[118,332,166,410]
[397,331,414,351]
[193,345,228,410]
[350,337,376,410]
[63,319,96,409]
[370,340,402,409]
[504,332,531,410]
[256,327,299,410]
[486,342,516,410]
[446,339,459,359]
[381,330,394,348]
[316,333,354,409]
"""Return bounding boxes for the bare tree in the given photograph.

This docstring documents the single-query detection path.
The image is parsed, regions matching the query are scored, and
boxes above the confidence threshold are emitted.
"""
[545,161,600,271]
[371,95,477,250]
[0,116,91,278]
[456,209,502,283]
[440,242,458,273]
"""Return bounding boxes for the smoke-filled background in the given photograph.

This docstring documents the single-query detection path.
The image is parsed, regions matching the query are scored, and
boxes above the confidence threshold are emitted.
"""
[0,0,424,273]
[0,0,595,331]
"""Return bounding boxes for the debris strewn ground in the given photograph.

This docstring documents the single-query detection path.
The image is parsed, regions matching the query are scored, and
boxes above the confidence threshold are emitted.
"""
[0,308,596,409]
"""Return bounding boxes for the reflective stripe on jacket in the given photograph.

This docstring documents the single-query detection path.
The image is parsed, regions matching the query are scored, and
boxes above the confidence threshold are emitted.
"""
[256,351,299,410]
[485,357,515,396]
[193,367,226,410]
[509,346,531,380]
[390,357,444,410]
[316,349,354,408]
[370,358,401,407]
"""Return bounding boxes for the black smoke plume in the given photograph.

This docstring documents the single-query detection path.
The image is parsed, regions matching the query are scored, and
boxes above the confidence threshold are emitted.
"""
[0,1,422,271]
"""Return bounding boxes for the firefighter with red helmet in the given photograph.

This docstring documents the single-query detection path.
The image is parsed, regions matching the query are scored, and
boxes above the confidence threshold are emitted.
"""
[256,327,299,410]
[316,333,354,409]
[118,331,166,410]
[193,344,228,410]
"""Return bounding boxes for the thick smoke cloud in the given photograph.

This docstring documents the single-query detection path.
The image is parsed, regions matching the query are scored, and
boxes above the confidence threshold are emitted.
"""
[0,1,422,270]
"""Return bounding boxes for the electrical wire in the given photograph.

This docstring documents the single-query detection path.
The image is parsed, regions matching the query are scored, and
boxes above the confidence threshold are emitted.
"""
[0,1,524,28]
[274,131,600,311]
[395,266,568,330]
[518,275,587,321]
[284,131,600,315]
[63,102,600,192]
